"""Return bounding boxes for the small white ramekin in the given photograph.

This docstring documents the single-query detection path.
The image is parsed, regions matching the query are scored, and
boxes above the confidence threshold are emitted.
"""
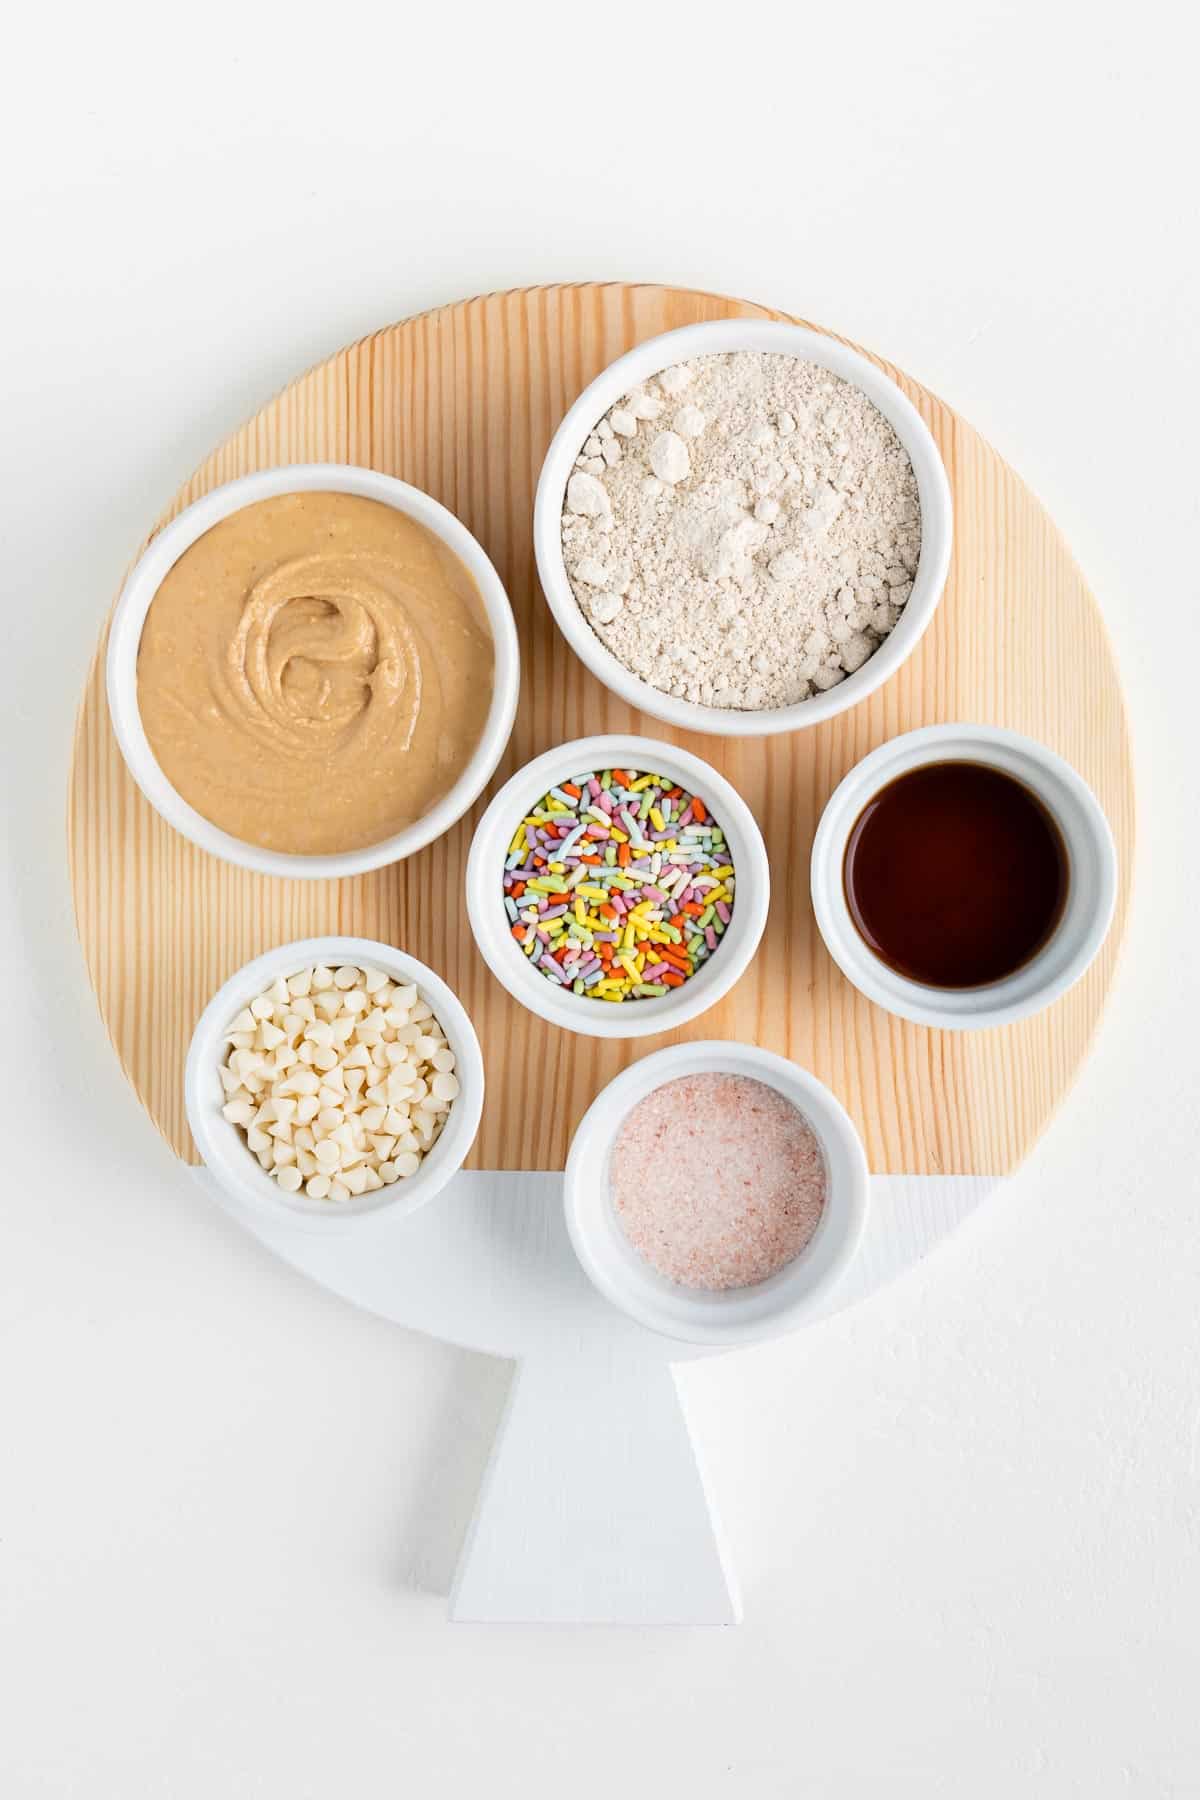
[533,318,952,737]
[185,936,484,1225]
[465,735,769,1040]
[107,463,520,879]
[811,724,1119,1030]
[564,1041,869,1346]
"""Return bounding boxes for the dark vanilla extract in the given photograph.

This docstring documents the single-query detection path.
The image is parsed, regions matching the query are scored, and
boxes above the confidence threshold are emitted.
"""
[843,761,1068,989]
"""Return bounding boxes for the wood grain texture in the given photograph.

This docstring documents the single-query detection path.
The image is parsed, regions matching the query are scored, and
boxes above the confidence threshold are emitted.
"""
[67,283,1134,1175]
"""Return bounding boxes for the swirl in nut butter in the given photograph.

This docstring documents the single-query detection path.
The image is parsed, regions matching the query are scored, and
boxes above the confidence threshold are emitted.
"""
[137,492,494,854]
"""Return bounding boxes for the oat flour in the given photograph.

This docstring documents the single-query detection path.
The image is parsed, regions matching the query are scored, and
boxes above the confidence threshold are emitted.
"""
[560,352,922,710]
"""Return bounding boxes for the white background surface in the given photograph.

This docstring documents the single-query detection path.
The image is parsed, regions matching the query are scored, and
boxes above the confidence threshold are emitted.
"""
[3,1,1198,1792]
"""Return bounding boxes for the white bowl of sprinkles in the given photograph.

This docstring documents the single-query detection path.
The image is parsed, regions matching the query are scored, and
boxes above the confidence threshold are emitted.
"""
[465,735,770,1039]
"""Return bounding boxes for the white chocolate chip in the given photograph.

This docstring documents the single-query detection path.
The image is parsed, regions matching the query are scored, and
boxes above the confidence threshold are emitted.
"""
[220,966,460,1203]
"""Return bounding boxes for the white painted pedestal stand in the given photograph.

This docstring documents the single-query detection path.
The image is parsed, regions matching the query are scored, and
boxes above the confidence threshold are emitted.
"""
[194,1168,993,1624]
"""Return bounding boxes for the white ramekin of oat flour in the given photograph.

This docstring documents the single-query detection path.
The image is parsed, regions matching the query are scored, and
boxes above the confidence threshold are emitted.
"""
[533,319,952,737]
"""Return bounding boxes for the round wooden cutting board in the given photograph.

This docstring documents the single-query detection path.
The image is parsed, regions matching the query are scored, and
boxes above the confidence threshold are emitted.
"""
[68,283,1134,1177]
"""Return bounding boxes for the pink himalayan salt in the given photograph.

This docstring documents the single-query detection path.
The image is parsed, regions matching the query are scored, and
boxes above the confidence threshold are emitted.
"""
[610,1072,827,1291]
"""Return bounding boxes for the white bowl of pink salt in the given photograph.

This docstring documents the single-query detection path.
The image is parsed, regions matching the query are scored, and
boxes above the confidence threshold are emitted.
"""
[564,1042,869,1346]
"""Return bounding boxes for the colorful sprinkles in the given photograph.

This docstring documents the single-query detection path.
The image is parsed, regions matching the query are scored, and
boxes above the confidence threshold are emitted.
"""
[502,768,736,1002]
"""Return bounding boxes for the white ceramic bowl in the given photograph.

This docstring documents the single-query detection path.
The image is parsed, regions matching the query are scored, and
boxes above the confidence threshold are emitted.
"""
[465,735,769,1040]
[533,319,952,737]
[564,1041,869,1346]
[186,936,484,1224]
[811,724,1119,1030]
[107,463,520,879]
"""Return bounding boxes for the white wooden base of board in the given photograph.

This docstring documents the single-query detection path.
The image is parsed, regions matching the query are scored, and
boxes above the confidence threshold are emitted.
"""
[194,1168,995,1624]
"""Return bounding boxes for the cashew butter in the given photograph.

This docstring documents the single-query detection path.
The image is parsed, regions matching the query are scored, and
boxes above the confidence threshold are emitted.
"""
[137,491,495,855]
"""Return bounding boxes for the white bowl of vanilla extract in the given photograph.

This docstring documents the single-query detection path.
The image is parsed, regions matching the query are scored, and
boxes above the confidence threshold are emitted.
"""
[810,724,1118,1030]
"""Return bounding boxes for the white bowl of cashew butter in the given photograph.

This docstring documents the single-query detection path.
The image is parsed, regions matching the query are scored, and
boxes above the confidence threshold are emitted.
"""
[107,463,520,879]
